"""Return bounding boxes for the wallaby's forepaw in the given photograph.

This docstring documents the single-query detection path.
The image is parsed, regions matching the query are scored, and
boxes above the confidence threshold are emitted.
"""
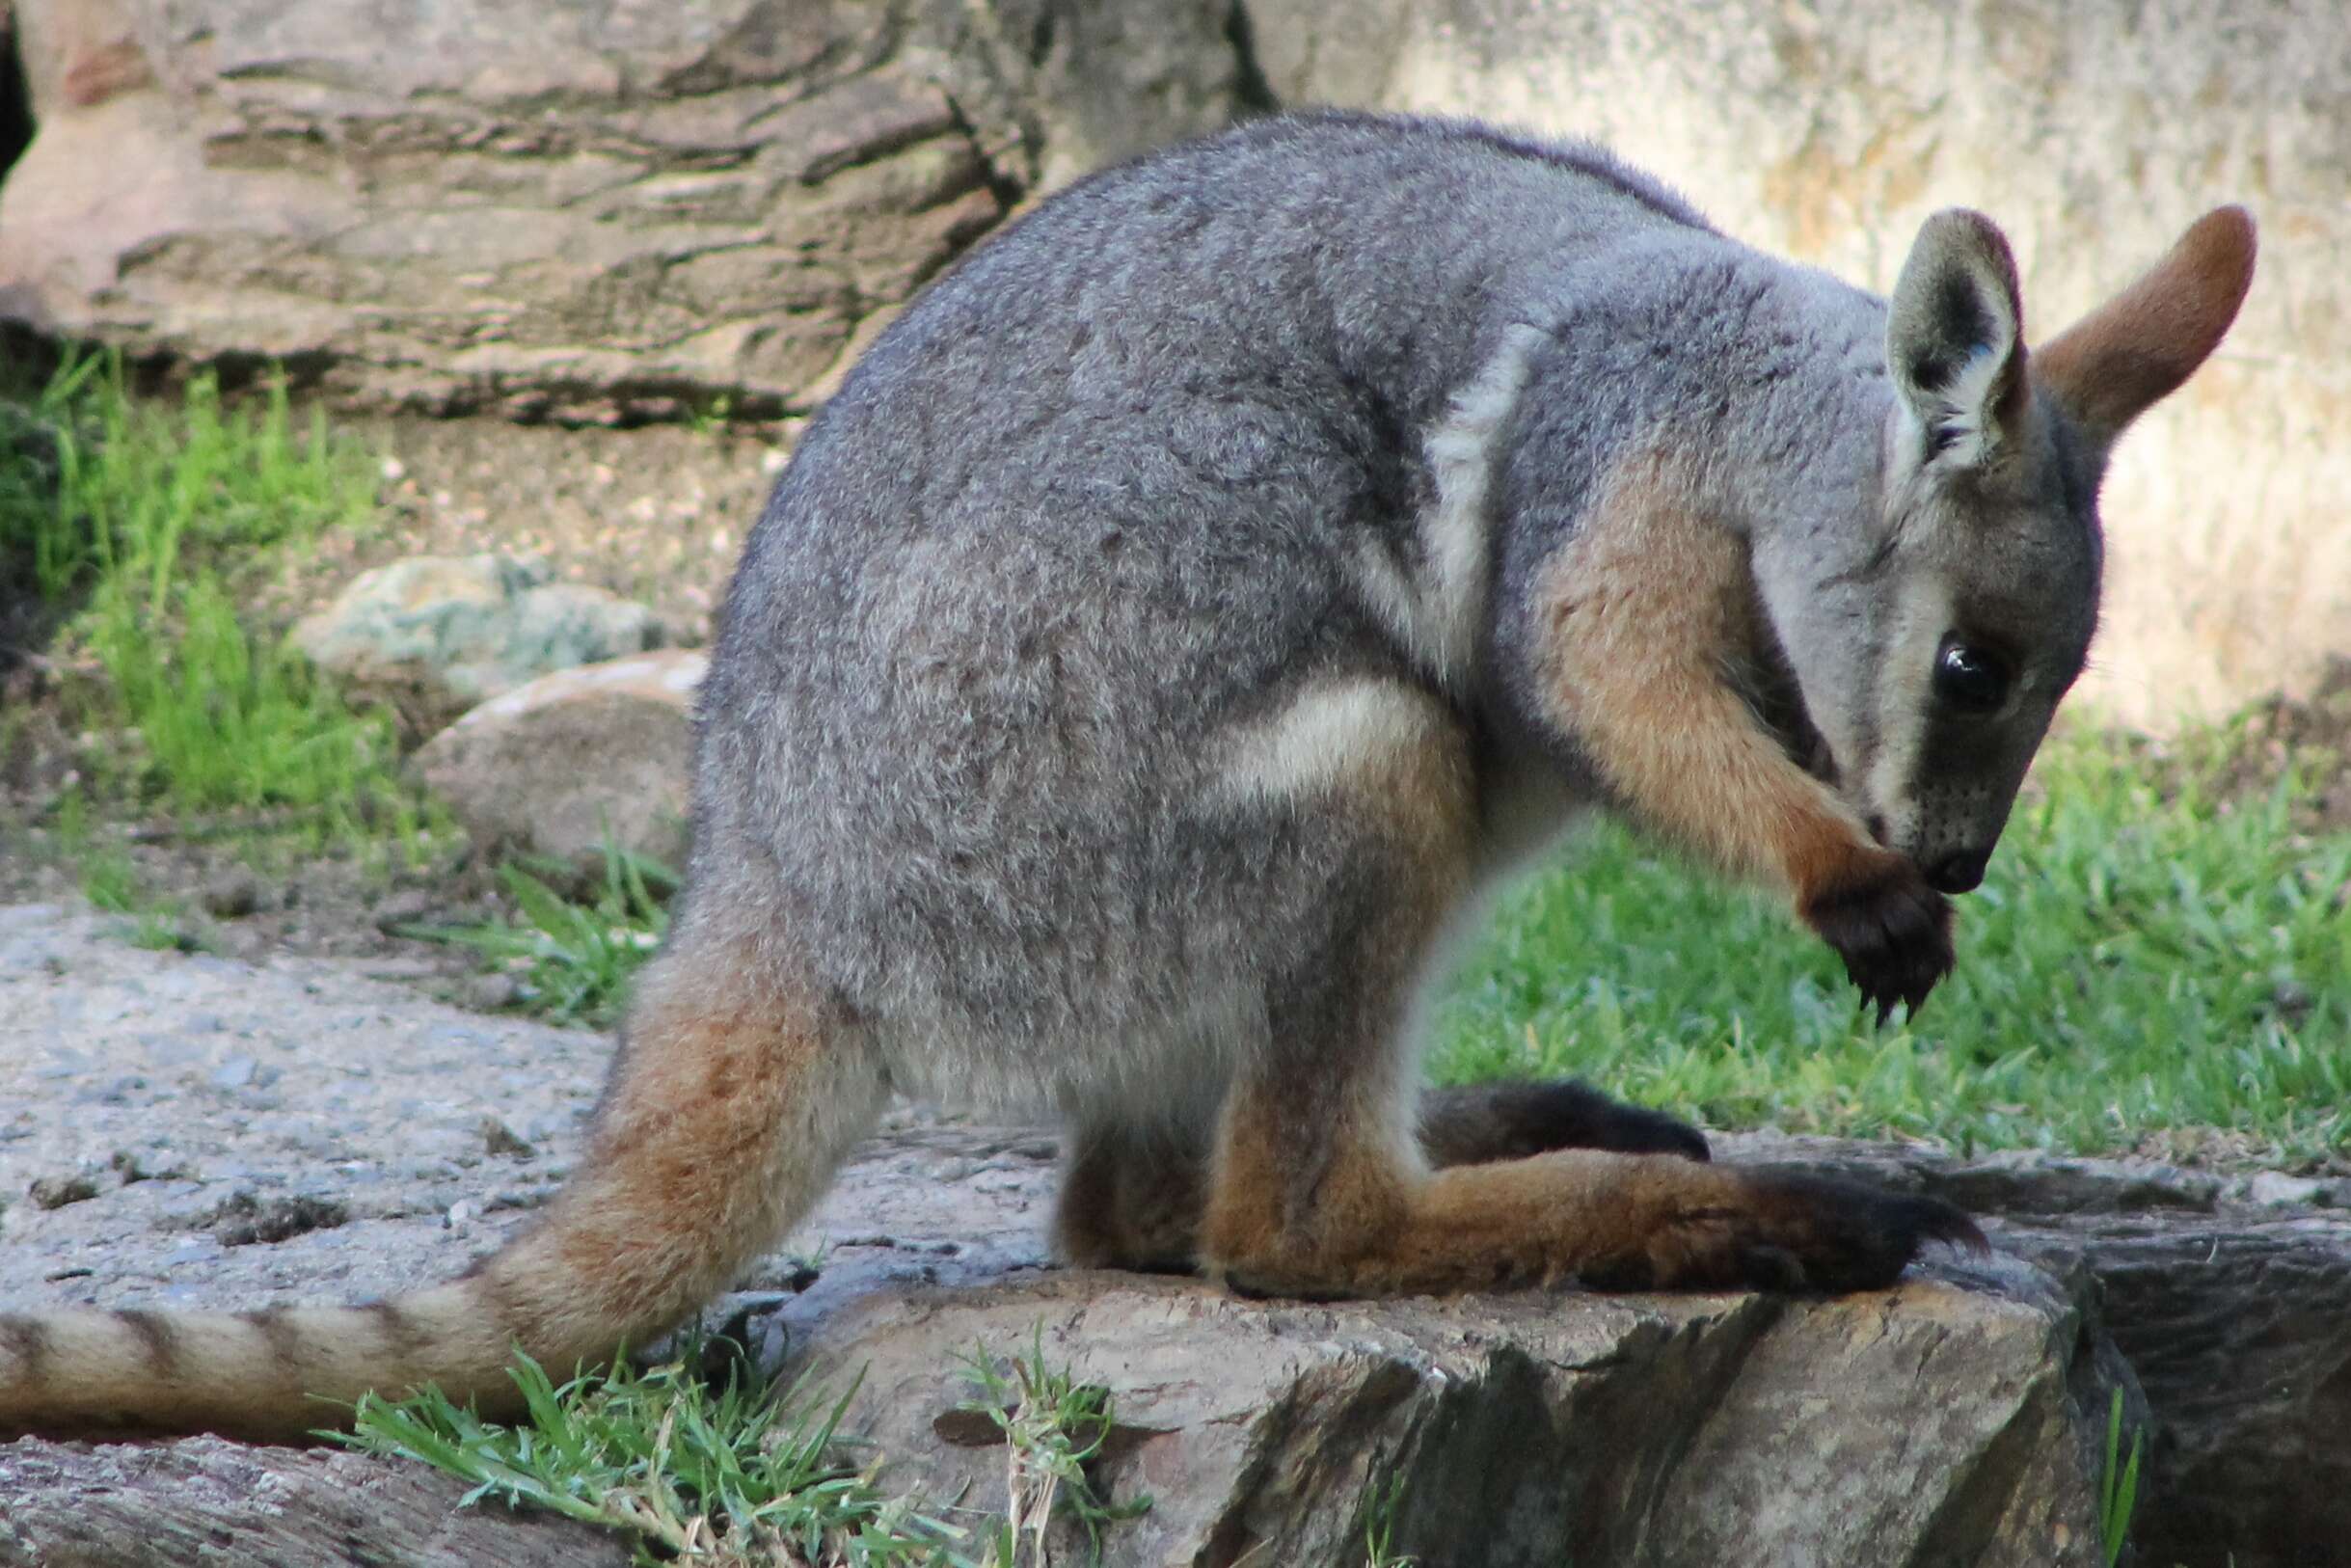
[1800,851,1954,1023]
[1605,1167,1987,1294]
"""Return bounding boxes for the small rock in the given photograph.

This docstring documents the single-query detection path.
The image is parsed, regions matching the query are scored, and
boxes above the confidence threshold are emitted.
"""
[28,1175,99,1209]
[481,1118,536,1159]
[110,1149,187,1184]
[208,1057,257,1091]
[291,554,665,736]
[207,1192,349,1247]
[446,1199,477,1228]
[465,972,524,1012]
[199,869,264,920]
[411,649,705,879]
[2248,1171,2324,1207]
[372,889,435,932]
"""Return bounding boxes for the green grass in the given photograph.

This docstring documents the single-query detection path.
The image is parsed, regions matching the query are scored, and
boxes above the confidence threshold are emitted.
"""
[340,1350,976,1567]
[2100,1387,2145,1568]
[1430,725,2351,1164]
[956,1332,1151,1564]
[7,350,406,843]
[443,717,2349,1167]
[340,1336,1156,1567]
[1361,1469,1418,1568]
[403,844,673,1027]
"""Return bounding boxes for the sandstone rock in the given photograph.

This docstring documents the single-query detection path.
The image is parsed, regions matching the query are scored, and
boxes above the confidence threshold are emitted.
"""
[1242,0,2351,727]
[0,0,1244,422]
[289,554,663,735]
[411,648,705,878]
[795,1260,2113,1567]
[1716,1132,2351,1568]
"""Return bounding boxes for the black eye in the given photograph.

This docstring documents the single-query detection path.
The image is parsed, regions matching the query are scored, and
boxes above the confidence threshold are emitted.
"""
[1934,636,2011,713]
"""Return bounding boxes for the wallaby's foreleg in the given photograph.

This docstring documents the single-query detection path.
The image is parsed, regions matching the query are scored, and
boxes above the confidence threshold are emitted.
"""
[1534,466,1952,1017]
[1204,1071,1977,1299]
[0,926,883,1441]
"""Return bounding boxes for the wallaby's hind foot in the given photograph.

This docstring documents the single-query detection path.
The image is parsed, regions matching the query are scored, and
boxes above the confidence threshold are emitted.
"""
[1571,1164,1986,1293]
[1056,1078,1707,1273]
[0,926,883,1441]
[1201,1075,1981,1301]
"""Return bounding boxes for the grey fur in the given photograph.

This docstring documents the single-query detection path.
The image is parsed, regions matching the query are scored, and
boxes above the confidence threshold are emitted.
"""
[685,110,2110,1124]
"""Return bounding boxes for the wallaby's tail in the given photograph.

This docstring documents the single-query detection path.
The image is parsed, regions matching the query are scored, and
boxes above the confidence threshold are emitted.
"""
[0,928,885,1441]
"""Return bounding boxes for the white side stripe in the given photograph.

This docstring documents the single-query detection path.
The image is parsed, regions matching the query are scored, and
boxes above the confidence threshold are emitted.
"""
[1357,322,1551,691]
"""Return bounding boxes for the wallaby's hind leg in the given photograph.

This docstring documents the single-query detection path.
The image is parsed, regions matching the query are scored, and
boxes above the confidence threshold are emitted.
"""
[1057,1082,1705,1274]
[1206,1069,1979,1298]
[0,922,883,1440]
[1054,1119,1212,1273]
[1416,1080,1711,1166]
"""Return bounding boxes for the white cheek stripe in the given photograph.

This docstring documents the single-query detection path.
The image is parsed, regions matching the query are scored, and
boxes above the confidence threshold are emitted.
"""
[1355,322,1550,691]
[1863,574,1954,846]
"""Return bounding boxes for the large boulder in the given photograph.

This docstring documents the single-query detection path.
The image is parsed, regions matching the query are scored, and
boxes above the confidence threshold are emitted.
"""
[1242,0,2351,727]
[0,0,1244,421]
[412,648,706,878]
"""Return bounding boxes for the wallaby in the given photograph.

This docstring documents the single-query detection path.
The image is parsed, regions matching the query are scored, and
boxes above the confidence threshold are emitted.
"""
[0,111,2255,1439]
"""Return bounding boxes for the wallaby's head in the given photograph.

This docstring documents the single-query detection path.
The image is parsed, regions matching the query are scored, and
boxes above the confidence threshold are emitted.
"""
[1767,205,2256,895]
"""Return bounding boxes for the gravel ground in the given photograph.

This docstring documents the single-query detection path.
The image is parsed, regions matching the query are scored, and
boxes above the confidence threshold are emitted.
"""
[0,899,1058,1338]
[0,902,601,1313]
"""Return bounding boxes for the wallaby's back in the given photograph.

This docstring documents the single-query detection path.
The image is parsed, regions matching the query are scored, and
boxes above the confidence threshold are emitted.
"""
[691,112,1723,1106]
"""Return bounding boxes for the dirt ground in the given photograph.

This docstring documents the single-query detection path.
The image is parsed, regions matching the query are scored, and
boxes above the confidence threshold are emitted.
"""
[2191,654,2351,835]
[0,408,797,979]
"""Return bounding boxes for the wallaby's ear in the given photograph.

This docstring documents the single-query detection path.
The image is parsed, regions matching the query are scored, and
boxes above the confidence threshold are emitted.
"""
[1887,209,2027,470]
[2033,206,2256,449]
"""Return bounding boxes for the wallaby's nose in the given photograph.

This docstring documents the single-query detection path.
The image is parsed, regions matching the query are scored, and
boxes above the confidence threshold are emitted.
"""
[1927,848,1990,895]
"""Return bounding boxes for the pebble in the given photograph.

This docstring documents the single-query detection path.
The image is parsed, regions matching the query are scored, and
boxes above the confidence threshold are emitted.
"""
[481,1118,537,1159]
[372,889,435,930]
[28,1175,100,1210]
[2248,1172,2325,1208]
[466,972,524,1011]
[201,869,266,920]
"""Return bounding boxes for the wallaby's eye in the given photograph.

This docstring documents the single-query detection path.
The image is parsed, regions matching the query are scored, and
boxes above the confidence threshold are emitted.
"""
[1934,636,2011,713]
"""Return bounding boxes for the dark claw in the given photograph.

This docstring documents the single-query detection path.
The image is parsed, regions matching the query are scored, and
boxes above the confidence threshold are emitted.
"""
[1803,857,1955,1025]
[1738,1167,1988,1292]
